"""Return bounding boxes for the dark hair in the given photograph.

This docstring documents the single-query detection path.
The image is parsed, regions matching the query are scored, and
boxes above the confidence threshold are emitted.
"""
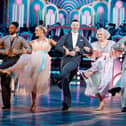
[39,20,44,25]
[72,19,79,23]
[11,22,19,28]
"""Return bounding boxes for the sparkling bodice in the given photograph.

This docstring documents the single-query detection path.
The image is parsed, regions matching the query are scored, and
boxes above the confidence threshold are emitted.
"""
[32,39,51,52]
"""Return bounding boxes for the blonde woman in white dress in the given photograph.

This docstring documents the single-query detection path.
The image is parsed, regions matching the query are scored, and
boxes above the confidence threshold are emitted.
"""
[0,25,57,112]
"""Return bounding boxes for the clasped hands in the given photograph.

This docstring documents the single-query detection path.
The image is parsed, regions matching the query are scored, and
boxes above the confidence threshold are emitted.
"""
[6,48,27,55]
[64,46,90,56]
[64,46,79,56]
[12,48,27,55]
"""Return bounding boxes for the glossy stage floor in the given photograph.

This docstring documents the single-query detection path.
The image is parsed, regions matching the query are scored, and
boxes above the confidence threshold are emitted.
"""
[0,86,126,126]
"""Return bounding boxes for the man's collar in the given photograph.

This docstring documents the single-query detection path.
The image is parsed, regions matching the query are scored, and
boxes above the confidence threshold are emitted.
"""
[10,33,17,38]
[71,31,78,35]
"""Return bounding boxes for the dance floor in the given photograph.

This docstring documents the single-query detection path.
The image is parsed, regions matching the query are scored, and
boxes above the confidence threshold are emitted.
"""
[0,86,126,126]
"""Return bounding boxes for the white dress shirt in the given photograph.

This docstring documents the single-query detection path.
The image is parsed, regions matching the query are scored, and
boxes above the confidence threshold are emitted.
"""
[10,33,17,41]
[72,32,78,48]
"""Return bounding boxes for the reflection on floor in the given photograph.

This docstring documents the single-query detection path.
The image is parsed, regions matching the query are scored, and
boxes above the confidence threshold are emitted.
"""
[0,86,126,126]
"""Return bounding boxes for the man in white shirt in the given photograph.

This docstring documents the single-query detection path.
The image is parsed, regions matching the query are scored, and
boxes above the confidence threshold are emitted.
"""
[55,19,93,111]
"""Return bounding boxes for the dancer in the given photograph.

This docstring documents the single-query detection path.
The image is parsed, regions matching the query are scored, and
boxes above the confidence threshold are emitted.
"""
[55,19,92,111]
[108,36,126,112]
[0,25,56,112]
[0,22,31,110]
[81,28,115,111]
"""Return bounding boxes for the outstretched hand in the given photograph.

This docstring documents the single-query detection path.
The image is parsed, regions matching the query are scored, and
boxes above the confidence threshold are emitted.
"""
[0,69,11,75]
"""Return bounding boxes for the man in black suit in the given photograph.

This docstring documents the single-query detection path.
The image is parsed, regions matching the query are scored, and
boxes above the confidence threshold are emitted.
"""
[55,19,93,111]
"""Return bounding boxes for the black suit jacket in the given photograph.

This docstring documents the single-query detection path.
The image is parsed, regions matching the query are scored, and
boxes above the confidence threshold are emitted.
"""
[55,33,93,67]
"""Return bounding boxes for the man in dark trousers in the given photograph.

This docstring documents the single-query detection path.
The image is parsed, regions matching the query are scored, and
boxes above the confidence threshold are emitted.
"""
[0,22,31,110]
[55,19,93,111]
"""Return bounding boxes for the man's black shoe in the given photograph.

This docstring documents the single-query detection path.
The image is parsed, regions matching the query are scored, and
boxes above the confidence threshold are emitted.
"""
[108,87,121,96]
[108,89,116,96]
[62,103,69,111]
[121,107,126,112]
[2,106,11,110]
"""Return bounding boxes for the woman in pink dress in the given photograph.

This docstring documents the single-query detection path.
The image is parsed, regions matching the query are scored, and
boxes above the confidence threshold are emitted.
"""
[0,25,56,112]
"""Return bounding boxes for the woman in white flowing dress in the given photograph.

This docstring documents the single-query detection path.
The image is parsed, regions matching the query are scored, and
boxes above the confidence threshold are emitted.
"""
[81,28,115,111]
[0,25,56,112]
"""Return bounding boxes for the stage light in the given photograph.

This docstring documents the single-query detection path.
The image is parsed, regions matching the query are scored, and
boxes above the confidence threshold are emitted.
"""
[116,1,123,8]
[59,13,63,19]
[120,59,123,62]
[34,4,40,11]
[48,9,53,15]
[77,82,80,85]
[119,54,122,58]
[97,6,104,13]
[74,14,78,19]
[15,0,22,5]
[84,11,89,16]
[77,76,80,80]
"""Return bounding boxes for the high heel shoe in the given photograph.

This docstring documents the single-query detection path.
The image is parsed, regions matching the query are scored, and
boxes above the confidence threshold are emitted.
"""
[96,101,104,111]
[30,104,37,113]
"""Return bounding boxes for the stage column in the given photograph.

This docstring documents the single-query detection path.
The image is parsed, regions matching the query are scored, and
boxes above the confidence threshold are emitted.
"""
[26,0,30,27]
[108,0,112,23]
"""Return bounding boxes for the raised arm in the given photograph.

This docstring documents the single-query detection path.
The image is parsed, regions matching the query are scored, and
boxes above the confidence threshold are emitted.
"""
[49,39,57,46]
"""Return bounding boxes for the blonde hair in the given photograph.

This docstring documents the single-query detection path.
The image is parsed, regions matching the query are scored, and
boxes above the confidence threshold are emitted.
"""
[96,28,110,39]
[37,25,47,34]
